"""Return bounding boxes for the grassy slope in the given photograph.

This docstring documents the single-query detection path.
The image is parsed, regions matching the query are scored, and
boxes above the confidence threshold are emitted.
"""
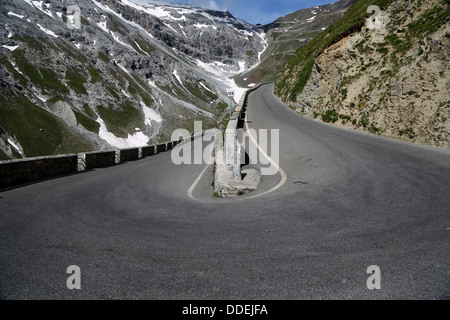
[0,150,9,161]
[0,88,96,157]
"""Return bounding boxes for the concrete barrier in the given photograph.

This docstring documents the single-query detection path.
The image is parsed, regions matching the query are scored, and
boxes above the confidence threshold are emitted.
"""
[119,148,139,163]
[156,143,166,153]
[0,129,202,190]
[84,151,116,169]
[224,83,270,171]
[0,130,199,190]
[215,83,269,196]
[141,145,155,157]
[225,122,238,168]
[0,154,78,189]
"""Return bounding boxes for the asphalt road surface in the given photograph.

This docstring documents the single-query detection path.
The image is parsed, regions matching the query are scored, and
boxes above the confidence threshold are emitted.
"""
[0,84,449,299]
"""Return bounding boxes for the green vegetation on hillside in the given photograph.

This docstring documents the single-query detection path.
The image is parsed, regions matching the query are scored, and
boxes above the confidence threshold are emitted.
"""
[74,110,100,134]
[97,101,144,138]
[185,82,218,103]
[276,0,393,102]
[11,50,69,94]
[0,56,27,88]
[409,4,450,36]
[0,89,94,157]
[321,109,339,123]
[0,150,9,161]
[246,50,255,57]
[65,68,87,95]
[46,96,64,104]
[97,52,110,63]
[89,66,102,83]
[134,37,156,55]
[107,14,127,36]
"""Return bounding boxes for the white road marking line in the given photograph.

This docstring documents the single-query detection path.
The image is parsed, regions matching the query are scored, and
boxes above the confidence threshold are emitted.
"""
[187,107,288,201]
[187,133,214,201]
[187,163,211,200]
[244,119,287,199]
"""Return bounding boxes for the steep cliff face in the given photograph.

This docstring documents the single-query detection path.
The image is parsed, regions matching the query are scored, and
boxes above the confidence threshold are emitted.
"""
[0,0,266,159]
[276,0,450,148]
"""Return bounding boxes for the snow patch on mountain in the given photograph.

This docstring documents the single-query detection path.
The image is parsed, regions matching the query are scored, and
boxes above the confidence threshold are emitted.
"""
[3,45,19,51]
[199,81,214,93]
[97,117,150,148]
[7,138,24,156]
[193,23,217,30]
[173,69,186,90]
[142,103,162,124]
[23,0,53,17]
[7,12,25,19]
[36,24,58,38]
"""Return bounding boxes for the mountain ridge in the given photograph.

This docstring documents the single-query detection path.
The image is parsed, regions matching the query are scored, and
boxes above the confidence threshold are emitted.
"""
[0,0,267,159]
[235,0,354,86]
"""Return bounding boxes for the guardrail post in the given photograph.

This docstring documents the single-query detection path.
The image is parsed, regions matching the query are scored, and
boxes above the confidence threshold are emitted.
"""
[77,153,86,171]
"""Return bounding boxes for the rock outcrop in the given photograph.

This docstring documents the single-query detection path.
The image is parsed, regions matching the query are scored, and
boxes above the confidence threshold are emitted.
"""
[276,0,450,148]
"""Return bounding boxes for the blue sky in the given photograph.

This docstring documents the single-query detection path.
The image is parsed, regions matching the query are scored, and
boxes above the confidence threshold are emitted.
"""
[167,0,335,25]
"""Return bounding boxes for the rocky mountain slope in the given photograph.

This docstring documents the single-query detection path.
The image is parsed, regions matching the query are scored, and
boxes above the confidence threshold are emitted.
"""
[236,0,354,86]
[276,0,450,148]
[0,0,266,159]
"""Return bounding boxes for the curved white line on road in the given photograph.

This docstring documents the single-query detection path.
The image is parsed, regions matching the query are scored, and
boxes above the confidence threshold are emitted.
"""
[187,132,215,201]
[187,163,211,200]
[187,109,287,201]
[244,120,287,199]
